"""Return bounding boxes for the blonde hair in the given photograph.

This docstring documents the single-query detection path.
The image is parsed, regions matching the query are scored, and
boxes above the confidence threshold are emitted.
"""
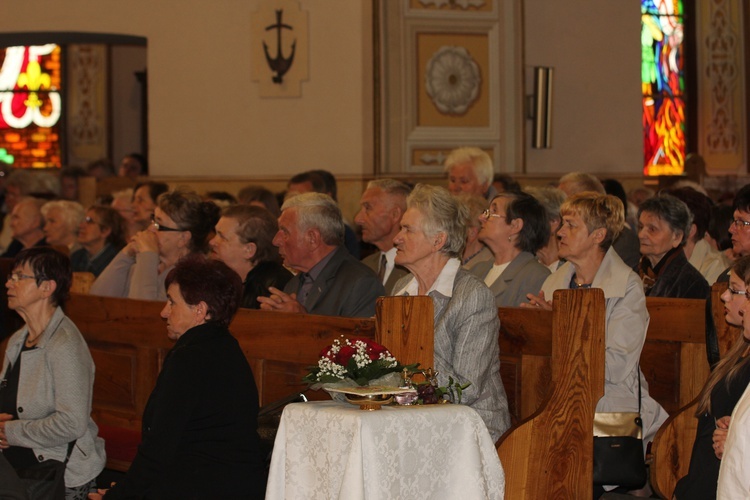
[696,255,750,415]
[559,192,624,251]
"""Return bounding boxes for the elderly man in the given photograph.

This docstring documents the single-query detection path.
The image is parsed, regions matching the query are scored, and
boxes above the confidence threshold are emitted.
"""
[1,196,47,258]
[444,147,496,199]
[354,179,411,294]
[716,183,750,283]
[258,193,384,317]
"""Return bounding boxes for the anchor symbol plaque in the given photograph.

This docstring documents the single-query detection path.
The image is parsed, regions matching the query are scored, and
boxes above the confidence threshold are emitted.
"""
[263,9,295,84]
[250,0,309,98]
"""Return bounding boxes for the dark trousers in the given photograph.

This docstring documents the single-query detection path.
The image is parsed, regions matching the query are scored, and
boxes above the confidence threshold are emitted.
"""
[0,452,29,500]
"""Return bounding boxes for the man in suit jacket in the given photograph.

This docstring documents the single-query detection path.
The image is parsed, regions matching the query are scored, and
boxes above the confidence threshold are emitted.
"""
[354,179,411,294]
[258,192,383,317]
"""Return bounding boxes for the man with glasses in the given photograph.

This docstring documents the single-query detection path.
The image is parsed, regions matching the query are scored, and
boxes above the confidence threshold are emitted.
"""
[718,184,750,283]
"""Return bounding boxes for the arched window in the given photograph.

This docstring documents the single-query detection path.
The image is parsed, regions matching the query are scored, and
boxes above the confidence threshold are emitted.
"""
[641,0,686,176]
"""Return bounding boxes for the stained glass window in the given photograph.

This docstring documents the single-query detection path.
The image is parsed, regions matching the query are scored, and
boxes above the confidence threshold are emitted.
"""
[641,0,685,176]
[0,44,62,168]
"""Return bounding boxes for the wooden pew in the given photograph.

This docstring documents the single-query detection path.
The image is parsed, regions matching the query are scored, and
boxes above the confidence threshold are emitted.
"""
[499,294,708,423]
[63,293,434,471]
[650,282,738,499]
[497,288,606,499]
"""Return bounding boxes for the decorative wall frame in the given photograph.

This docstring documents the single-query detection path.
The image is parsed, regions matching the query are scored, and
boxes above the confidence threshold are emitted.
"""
[67,44,109,166]
[376,0,522,175]
[697,0,747,174]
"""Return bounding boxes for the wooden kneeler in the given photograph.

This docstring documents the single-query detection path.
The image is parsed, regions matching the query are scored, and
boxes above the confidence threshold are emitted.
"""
[497,288,606,499]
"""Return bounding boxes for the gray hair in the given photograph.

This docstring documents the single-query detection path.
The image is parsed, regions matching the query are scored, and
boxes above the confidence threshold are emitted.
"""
[281,192,344,246]
[41,200,85,233]
[407,184,468,258]
[443,147,494,187]
[558,172,605,195]
[525,186,566,225]
[453,193,488,230]
[365,179,411,212]
[638,193,692,247]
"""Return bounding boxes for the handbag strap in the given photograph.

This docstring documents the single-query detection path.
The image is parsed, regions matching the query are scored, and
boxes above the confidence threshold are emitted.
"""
[64,440,76,464]
[637,363,642,414]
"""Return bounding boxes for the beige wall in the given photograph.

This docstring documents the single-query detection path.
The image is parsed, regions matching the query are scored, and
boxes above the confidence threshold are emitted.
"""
[1,0,374,179]
[2,0,645,181]
[523,0,643,175]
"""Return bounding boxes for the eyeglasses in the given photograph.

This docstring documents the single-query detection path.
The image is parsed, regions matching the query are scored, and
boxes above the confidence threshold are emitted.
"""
[732,219,750,229]
[481,209,506,220]
[7,272,37,284]
[150,215,183,232]
[727,286,749,297]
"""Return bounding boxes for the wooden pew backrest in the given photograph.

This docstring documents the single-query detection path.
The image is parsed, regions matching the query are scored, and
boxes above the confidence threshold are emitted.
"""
[651,282,739,499]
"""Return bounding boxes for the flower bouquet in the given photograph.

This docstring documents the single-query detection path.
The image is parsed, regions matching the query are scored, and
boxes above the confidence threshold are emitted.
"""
[303,336,417,401]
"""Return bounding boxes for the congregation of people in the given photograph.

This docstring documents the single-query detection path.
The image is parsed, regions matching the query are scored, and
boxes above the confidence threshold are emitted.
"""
[1,147,750,499]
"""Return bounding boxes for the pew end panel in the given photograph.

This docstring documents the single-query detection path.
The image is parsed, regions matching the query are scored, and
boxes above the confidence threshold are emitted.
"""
[497,288,606,499]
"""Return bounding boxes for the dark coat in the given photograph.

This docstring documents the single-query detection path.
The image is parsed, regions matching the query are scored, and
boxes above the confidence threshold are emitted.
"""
[70,243,121,277]
[283,246,384,317]
[645,250,710,299]
[104,322,265,500]
[242,260,292,309]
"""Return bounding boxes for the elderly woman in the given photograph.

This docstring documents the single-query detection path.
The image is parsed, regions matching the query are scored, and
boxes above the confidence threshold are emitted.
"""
[71,205,127,277]
[94,256,265,499]
[470,192,550,307]
[636,193,709,298]
[526,192,668,493]
[674,256,750,499]
[209,205,292,309]
[41,200,86,254]
[91,190,220,300]
[392,184,510,441]
[0,248,106,498]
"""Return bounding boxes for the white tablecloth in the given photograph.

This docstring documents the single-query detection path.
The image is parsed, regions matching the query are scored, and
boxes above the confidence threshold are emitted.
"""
[265,401,505,500]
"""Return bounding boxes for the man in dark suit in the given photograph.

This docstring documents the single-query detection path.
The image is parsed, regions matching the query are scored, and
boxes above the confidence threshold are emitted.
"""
[354,179,411,294]
[258,192,384,317]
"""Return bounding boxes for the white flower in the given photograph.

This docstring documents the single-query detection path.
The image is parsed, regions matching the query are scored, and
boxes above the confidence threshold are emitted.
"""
[425,46,481,115]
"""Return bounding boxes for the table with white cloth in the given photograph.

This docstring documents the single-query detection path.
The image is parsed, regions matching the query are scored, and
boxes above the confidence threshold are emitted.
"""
[265,401,505,500]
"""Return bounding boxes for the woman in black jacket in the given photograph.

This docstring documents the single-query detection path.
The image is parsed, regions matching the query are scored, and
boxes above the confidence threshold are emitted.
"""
[95,255,265,499]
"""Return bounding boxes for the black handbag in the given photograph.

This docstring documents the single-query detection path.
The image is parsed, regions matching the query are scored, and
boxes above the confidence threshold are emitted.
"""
[592,368,647,489]
[16,441,76,500]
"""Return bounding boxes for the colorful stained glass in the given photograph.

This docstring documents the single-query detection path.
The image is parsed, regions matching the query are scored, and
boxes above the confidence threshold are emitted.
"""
[0,44,62,168]
[641,0,685,176]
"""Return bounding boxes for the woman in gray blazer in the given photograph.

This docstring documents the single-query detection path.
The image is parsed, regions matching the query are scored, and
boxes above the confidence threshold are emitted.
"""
[470,192,551,307]
[392,184,510,442]
[0,247,105,499]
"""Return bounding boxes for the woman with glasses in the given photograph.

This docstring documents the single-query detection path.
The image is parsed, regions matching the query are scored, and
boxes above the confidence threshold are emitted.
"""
[525,192,668,496]
[0,247,105,499]
[91,190,221,300]
[635,193,709,299]
[675,256,750,499]
[70,205,127,277]
[469,192,550,307]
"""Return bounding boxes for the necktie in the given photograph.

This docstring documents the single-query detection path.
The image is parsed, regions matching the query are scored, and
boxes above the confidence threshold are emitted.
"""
[377,253,387,283]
